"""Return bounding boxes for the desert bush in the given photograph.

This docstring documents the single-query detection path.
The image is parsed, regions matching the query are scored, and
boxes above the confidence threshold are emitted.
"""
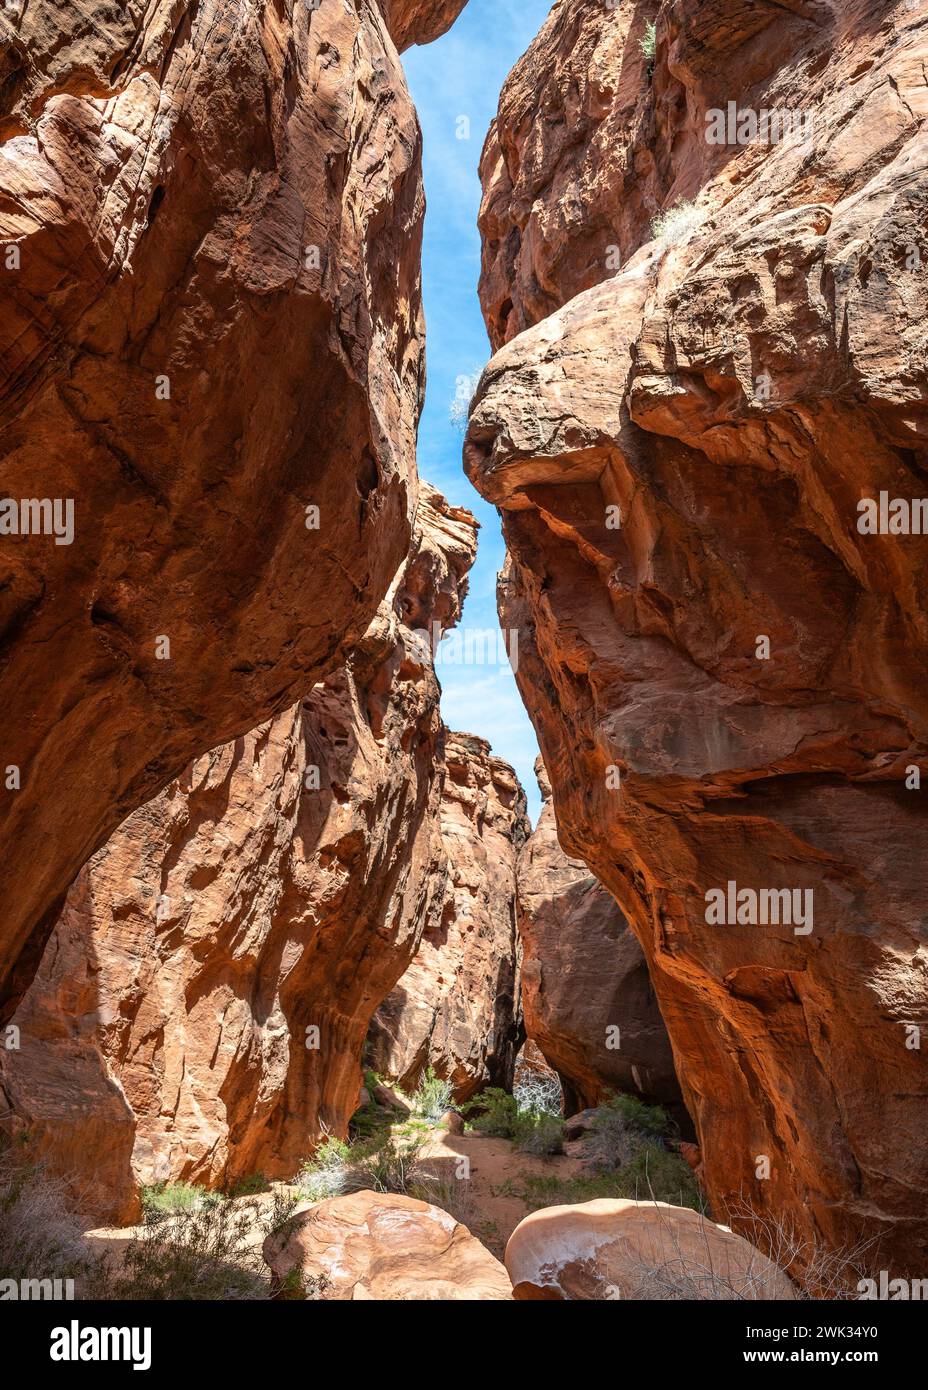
[461,1087,520,1137]
[409,1175,479,1230]
[140,1181,219,1219]
[297,1131,425,1203]
[226,1172,269,1197]
[584,1092,670,1171]
[512,1110,564,1157]
[651,199,702,246]
[347,1132,425,1195]
[513,1066,562,1117]
[462,1086,563,1153]
[98,1198,272,1300]
[296,1136,351,1202]
[0,1141,102,1291]
[411,1067,454,1124]
[724,1199,882,1300]
[640,20,657,61]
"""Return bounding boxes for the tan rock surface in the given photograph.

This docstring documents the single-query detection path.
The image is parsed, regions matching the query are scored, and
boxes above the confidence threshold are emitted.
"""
[0,0,468,1019]
[1,485,477,1223]
[369,732,529,1099]
[467,0,928,1274]
[263,1188,513,1301]
[518,759,683,1117]
[505,1199,797,1301]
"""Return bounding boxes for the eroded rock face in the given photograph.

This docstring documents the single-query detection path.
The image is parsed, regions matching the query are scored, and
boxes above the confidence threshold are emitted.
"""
[505,1199,796,1301]
[369,733,528,1100]
[264,1189,513,1301]
[0,0,467,1020]
[381,0,469,51]
[518,759,682,1118]
[467,0,928,1274]
[0,485,477,1223]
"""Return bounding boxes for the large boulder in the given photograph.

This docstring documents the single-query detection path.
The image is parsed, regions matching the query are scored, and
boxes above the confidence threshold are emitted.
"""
[369,733,528,1099]
[466,0,928,1275]
[0,0,468,1020]
[264,1189,513,1300]
[505,1199,796,1301]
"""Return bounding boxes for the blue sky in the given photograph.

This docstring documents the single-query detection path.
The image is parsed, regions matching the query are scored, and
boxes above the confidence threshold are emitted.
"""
[403,0,553,823]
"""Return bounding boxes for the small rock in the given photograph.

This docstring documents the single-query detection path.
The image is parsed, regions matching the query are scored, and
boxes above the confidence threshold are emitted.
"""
[373,1081,412,1115]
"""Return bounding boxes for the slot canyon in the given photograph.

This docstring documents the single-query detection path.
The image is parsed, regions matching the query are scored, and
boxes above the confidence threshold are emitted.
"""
[0,0,926,1323]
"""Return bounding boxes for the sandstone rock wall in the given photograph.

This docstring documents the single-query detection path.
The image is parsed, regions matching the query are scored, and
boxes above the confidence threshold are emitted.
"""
[518,759,683,1119]
[0,485,477,1223]
[467,0,928,1274]
[0,0,467,1020]
[369,733,529,1100]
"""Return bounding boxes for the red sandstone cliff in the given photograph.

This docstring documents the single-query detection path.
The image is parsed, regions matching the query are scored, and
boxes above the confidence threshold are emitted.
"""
[0,0,467,1021]
[0,485,477,1223]
[369,732,528,1100]
[518,759,682,1119]
[466,0,928,1275]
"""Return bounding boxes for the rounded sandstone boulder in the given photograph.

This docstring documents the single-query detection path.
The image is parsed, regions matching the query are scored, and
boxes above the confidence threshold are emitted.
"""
[505,1199,796,1301]
[264,1190,512,1300]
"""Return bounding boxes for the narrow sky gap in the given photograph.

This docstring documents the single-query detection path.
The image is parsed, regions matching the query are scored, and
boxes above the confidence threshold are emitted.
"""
[403,0,554,824]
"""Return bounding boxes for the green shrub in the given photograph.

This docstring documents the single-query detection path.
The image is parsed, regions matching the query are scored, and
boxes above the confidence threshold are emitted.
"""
[140,1181,219,1220]
[500,1145,704,1214]
[346,1132,424,1195]
[461,1087,520,1138]
[297,1131,425,1203]
[580,1091,670,1171]
[411,1066,454,1124]
[225,1172,269,1198]
[512,1111,564,1156]
[463,1087,563,1152]
[98,1199,274,1300]
[640,20,657,61]
[599,1092,670,1137]
[296,1136,351,1202]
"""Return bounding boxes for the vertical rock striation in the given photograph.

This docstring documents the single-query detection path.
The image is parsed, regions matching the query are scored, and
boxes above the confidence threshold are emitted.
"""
[370,733,529,1100]
[0,0,467,1019]
[1,485,478,1223]
[517,759,682,1118]
[466,0,928,1274]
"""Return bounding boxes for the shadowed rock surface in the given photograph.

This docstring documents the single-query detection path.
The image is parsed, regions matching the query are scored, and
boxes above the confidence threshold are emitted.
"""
[369,732,529,1100]
[0,0,468,1020]
[467,0,928,1274]
[518,758,683,1118]
[1,485,477,1223]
